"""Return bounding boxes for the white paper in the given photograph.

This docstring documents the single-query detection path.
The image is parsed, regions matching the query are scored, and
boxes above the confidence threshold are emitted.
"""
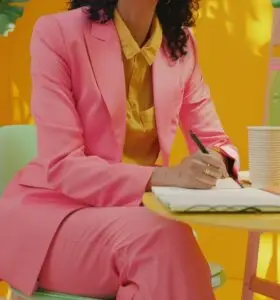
[152,179,280,212]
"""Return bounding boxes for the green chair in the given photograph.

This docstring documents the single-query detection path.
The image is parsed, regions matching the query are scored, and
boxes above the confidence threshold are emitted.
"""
[272,0,280,8]
[0,125,37,194]
[0,125,225,300]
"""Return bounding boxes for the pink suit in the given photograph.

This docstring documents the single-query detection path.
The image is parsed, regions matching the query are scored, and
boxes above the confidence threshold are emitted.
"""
[0,8,239,300]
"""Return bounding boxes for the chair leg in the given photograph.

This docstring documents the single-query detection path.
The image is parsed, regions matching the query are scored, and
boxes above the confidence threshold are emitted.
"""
[241,231,260,300]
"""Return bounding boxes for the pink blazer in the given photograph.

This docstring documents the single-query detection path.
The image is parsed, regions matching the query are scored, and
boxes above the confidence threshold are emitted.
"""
[0,8,239,295]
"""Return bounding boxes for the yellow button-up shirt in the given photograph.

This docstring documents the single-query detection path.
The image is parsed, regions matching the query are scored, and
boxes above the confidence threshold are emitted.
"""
[114,10,163,166]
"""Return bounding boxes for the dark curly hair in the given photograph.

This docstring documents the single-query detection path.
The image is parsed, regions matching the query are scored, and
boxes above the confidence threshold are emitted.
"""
[69,0,199,61]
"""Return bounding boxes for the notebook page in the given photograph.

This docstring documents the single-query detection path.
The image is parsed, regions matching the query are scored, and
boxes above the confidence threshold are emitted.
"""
[215,178,241,189]
[152,186,280,206]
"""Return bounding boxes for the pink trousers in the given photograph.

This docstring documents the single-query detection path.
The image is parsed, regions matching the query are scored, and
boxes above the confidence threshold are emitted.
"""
[38,207,216,300]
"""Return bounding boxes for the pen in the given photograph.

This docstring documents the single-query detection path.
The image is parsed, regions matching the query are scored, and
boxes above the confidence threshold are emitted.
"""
[189,130,244,188]
[190,130,209,154]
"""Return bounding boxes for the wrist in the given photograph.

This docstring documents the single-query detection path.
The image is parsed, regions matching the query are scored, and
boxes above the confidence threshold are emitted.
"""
[149,166,177,187]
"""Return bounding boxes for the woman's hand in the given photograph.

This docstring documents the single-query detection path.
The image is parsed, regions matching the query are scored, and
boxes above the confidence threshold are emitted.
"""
[150,150,229,190]
[207,149,229,179]
[175,150,229,189]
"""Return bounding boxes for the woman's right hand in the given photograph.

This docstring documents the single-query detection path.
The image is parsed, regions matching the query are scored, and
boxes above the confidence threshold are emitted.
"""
[150,151,227,190]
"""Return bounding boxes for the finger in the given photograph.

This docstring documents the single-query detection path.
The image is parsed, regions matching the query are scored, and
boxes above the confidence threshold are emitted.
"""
[221,167,229,178]
[209,150,230,177]
[204,165,222,179]
[188,178,214,190]
[191,159,222,179]
[198,153,224,170]
[196,173,218,187]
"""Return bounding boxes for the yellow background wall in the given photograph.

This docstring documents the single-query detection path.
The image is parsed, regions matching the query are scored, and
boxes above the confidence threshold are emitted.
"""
[0,0,279,299]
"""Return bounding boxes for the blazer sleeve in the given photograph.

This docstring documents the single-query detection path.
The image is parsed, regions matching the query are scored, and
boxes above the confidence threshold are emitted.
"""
[179,30,240,171]
[30,16,154,207]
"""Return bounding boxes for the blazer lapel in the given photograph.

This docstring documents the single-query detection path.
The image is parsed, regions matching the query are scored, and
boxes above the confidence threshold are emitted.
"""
[83,20,126,150]
[153,48,183,165]
[83,21,183,163]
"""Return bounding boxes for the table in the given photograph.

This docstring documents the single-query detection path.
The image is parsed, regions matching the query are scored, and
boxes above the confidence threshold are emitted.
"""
[143,193,280,232]
[143,193,280,300]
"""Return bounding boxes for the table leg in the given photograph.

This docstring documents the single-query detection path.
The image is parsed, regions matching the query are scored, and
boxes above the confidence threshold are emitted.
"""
[241,231,260,300]
[242,232,280,299]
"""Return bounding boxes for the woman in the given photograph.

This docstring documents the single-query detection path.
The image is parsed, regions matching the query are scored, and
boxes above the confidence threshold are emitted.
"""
[0,0,239,299]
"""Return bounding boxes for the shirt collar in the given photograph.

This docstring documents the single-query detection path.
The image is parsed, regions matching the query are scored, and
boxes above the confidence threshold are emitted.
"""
[114,10,163,66]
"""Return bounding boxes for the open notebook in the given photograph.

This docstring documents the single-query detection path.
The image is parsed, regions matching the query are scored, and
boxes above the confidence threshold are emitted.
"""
[152,178,280,213]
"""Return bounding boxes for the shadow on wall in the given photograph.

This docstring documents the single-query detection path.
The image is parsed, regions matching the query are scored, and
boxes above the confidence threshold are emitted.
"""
[0,0,67,126]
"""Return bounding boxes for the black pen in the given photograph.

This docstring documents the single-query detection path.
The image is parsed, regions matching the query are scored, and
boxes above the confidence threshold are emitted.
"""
[190,130,209,154]
[189,130,244,188]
